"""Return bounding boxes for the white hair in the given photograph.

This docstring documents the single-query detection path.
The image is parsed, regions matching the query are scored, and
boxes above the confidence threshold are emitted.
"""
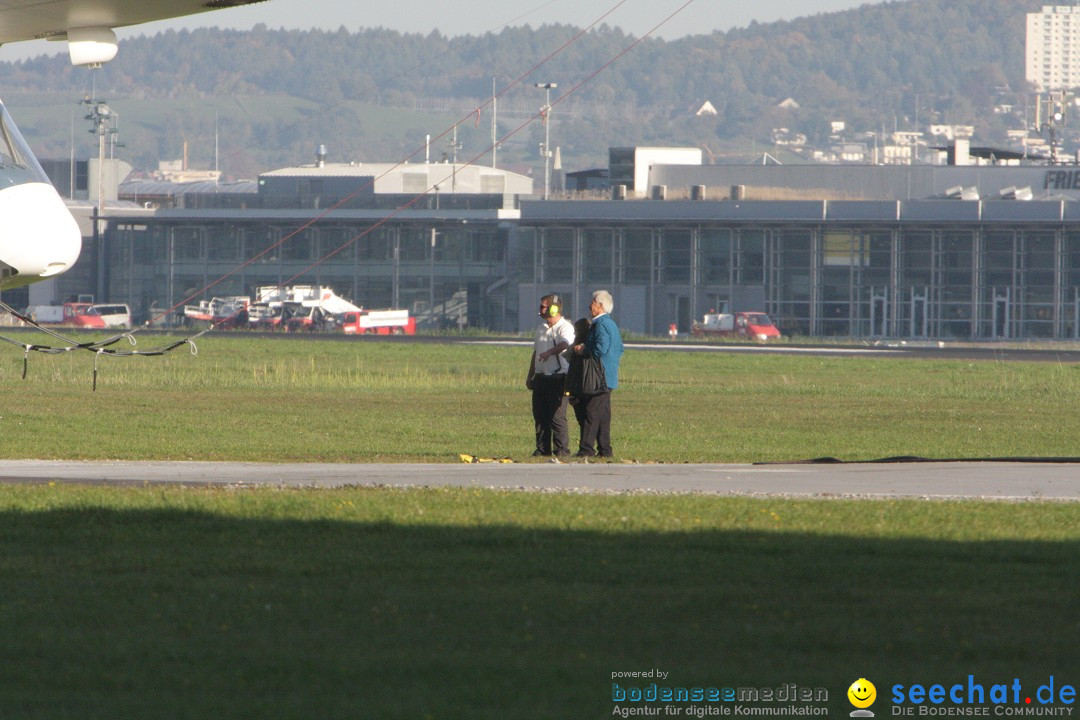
[592,290,613,314]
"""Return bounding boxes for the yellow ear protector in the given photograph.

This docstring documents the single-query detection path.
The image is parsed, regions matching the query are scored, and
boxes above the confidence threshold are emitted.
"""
[540,295,562,318]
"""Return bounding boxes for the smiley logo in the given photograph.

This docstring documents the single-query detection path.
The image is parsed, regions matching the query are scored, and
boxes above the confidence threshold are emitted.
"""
[848,678,877,710]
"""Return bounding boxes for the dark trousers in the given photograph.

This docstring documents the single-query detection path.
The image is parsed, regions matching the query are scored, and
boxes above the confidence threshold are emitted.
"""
[570,397,588,449]
[532,374,569,455]
[578,391,612,457]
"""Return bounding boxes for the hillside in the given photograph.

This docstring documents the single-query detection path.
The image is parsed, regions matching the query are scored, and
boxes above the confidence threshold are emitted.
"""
[0,0,1047,177]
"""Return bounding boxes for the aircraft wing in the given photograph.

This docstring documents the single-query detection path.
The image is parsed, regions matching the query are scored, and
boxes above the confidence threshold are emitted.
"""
[0,0,267,45]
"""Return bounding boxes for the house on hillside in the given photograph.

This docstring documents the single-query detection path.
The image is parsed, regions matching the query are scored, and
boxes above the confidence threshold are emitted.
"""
[929,125,975,141]
[694,101,718,116]
[771,128,807,147]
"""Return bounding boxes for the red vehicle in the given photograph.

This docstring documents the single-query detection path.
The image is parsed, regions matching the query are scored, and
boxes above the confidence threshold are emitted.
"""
[182,296,249,328]
[284,305,335,332]
[247,286,362,331]
[340,309,416,335]
[62,302,131,329]
[691,311,781,341]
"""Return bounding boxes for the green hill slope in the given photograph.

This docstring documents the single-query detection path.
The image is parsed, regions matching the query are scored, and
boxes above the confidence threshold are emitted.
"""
[0,0,1046,175]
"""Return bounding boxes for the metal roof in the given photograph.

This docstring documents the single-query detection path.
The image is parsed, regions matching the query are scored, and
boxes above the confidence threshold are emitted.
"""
[647,163,1080,202]
[260,163,406,178]
[120,179,258,196]
[259,162,533,196]
[101,197,1080,226]
[519,199,1078,224]
[105,207,519,223]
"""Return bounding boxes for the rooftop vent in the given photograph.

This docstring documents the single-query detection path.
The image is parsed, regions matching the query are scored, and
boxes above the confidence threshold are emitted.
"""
[944,185,979,201]
[998,186,1033,201]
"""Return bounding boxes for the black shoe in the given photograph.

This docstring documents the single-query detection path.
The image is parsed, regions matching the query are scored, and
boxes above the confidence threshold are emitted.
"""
[575,450,596,458]
[532,450,550,457]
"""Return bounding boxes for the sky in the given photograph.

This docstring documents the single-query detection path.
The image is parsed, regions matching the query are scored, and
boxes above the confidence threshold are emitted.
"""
[0,0,887,62]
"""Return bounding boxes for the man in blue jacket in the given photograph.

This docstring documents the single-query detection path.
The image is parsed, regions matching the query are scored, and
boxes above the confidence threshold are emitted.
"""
[572,289,624,458]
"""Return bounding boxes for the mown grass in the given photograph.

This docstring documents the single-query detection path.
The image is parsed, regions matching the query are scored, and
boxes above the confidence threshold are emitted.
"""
[1,334,1078,462]
[3,338,1078,718]
[2,485,1079,719]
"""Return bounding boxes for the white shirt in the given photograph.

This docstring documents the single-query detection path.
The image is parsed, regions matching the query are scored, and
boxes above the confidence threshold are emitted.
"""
[533,316,575,375]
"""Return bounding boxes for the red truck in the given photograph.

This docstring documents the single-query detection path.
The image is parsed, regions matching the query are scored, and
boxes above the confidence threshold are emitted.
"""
[340,309,416,335]
[690,312,781,341]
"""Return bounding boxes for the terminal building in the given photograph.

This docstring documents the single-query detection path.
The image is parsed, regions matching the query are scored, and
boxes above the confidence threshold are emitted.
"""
[26,147,1080,340]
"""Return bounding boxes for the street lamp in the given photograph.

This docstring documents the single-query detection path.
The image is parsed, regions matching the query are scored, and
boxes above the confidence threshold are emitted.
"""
[534,82,557,200]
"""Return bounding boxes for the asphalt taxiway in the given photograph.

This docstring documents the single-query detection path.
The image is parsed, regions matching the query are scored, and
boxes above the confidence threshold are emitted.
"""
[1,459,1078,500]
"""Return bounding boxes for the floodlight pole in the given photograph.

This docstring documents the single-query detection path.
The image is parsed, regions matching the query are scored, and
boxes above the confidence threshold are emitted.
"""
[430,227,437,328]
[84,98,116,303]
[535,82,556,200]
[1038,91,1068,165]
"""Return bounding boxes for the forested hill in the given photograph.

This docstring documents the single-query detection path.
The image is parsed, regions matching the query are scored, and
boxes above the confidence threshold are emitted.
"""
[0,0,1045,174]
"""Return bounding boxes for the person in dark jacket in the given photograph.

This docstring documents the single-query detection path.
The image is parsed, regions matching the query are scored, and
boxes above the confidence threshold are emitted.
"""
[571,290,623,458]
[564,316,592,449]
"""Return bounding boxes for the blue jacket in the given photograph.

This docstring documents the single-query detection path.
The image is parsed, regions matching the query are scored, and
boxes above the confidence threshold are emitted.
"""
[585,313,624,390]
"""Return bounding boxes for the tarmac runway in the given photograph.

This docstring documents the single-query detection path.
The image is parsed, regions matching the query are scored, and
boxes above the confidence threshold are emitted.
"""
[1,459,1079,500]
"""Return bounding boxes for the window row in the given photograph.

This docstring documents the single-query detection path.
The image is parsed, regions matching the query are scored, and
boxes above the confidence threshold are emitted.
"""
[521,227,1080,288]
[119,225,505,264]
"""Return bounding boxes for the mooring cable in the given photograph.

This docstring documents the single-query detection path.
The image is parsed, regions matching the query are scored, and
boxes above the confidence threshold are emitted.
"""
[2,0,700,388]
[0,299,207,389]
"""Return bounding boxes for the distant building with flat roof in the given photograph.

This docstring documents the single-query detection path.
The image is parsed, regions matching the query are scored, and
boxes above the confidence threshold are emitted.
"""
[260,162,532,198]
[258,161,532,209]
[608,147,702,197]
[32,151,1080,341]
[645,163,1080,202]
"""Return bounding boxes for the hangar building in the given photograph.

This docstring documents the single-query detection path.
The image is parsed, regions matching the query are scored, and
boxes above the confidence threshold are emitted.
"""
[29,151,1080,341]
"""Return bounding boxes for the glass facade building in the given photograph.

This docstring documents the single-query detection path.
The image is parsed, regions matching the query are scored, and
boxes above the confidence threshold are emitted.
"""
[516,200,1080,339]
[102,208,519,331]
[92,198,1080,340]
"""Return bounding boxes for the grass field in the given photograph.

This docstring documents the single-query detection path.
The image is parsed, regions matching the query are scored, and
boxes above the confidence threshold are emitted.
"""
[1,334,1079,462]
[2,485,1079,719]
[1,335,1078,719]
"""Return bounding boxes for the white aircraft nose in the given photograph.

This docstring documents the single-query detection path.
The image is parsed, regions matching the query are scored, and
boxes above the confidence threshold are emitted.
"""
[0,182,82,284]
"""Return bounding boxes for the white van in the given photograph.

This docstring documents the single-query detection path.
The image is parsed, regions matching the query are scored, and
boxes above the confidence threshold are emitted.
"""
[81,303,131,329]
